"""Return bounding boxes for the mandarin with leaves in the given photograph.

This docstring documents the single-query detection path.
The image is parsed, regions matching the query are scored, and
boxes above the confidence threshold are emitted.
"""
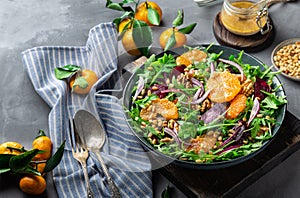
[134,1,162,26]
[159,28,187,50]
[69,69,98,95]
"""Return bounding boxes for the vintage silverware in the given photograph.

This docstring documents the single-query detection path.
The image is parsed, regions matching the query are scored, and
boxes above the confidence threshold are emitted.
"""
[74,109,122,198]
[69,119,94,198]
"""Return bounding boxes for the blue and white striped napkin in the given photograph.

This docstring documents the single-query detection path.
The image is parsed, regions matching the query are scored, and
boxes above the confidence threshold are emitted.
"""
[21,23,153,197]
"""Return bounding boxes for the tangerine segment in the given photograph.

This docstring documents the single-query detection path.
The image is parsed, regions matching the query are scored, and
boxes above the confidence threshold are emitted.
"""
[140,98,178,121]
[176,49,207,66]
[226,94,247,119]
[207,71,241,103]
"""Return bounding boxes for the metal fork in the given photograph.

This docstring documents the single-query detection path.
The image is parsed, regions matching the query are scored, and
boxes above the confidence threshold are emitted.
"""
[69,119,94,198]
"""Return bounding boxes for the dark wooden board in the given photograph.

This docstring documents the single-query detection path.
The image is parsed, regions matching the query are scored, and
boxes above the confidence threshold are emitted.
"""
[157,111,300,197]
[213,12,275,53]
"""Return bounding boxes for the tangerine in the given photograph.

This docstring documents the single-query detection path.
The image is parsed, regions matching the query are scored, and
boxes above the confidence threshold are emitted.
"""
[159,28,187,50]
[121,28,142,56]
[134,1,162,26]
[0,142,23,155]
[19,175,46,195]
[32,130,52,161]
[226,94,247,119]
[207,71,241,103]
[176,49,208,66]
[118,18,132,33]
[69,69,99,95]
[36,163,47,174]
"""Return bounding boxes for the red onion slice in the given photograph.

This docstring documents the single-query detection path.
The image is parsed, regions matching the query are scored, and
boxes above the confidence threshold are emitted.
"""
[164,127,181,148]
[247,97,260,127]
[219,58,244,81]
[133,76,144,101]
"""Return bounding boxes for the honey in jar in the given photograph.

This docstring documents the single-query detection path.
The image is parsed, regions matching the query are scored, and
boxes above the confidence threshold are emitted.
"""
[220,0,271,36]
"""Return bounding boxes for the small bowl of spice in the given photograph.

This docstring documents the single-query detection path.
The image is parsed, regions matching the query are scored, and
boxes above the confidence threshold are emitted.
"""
[271,38,300,81]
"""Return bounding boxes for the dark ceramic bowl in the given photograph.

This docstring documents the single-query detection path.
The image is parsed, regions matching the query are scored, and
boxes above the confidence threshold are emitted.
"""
[123,44,287,169]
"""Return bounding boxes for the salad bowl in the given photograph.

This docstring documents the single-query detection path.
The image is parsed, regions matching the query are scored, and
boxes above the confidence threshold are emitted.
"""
[122,44,287,169]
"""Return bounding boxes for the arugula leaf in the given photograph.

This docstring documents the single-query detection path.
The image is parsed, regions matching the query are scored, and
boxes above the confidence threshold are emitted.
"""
[178,122,197,139]
[134,94,157,109]
[261,91,287,109]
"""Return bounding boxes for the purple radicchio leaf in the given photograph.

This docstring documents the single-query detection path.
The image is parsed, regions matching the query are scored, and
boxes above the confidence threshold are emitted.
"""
[254,77,271,100]
[201,103,226,124]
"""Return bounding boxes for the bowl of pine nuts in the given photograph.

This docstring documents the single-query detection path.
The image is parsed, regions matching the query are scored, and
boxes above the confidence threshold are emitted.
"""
[271,38,300,81]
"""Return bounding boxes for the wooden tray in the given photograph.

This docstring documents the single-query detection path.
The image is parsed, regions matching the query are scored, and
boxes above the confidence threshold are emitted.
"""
[156,111,300,197]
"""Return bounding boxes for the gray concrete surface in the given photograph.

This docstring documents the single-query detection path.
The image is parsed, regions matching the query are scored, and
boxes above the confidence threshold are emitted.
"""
[0,0,299,197]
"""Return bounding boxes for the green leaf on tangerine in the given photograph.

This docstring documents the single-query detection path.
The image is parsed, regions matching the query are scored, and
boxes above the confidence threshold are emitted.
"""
[106,2,125,11]
[172,10,184,27]
[179,23,197,34]
[54,65,81,80]
[20,166,41,176]
[132,20,153,56]
[72,76,89,91]
[148,7,160,26]
[0,154,14,170]
[164,30,176,51]
[9,149,39,173]
[0,168,10,174]
[44,141,65,173]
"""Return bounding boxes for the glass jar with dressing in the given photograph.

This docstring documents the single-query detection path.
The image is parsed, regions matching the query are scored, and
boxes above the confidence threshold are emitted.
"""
[220,0,272,36]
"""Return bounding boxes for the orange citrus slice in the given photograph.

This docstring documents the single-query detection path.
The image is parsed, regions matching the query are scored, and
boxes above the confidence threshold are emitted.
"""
[207,71,241,103]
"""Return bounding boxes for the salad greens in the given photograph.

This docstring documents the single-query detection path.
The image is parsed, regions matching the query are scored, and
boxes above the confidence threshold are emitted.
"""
[127,45,287,163]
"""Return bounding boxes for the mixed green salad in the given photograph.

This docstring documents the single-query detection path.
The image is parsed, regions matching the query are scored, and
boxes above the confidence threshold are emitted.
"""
[127,45,287,163]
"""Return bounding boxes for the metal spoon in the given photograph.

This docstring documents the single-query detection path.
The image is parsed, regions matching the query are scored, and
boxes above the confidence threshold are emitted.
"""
[73,109,122,198]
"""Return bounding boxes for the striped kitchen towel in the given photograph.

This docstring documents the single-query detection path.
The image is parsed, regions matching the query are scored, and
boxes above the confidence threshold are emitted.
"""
[21,22,153,197]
